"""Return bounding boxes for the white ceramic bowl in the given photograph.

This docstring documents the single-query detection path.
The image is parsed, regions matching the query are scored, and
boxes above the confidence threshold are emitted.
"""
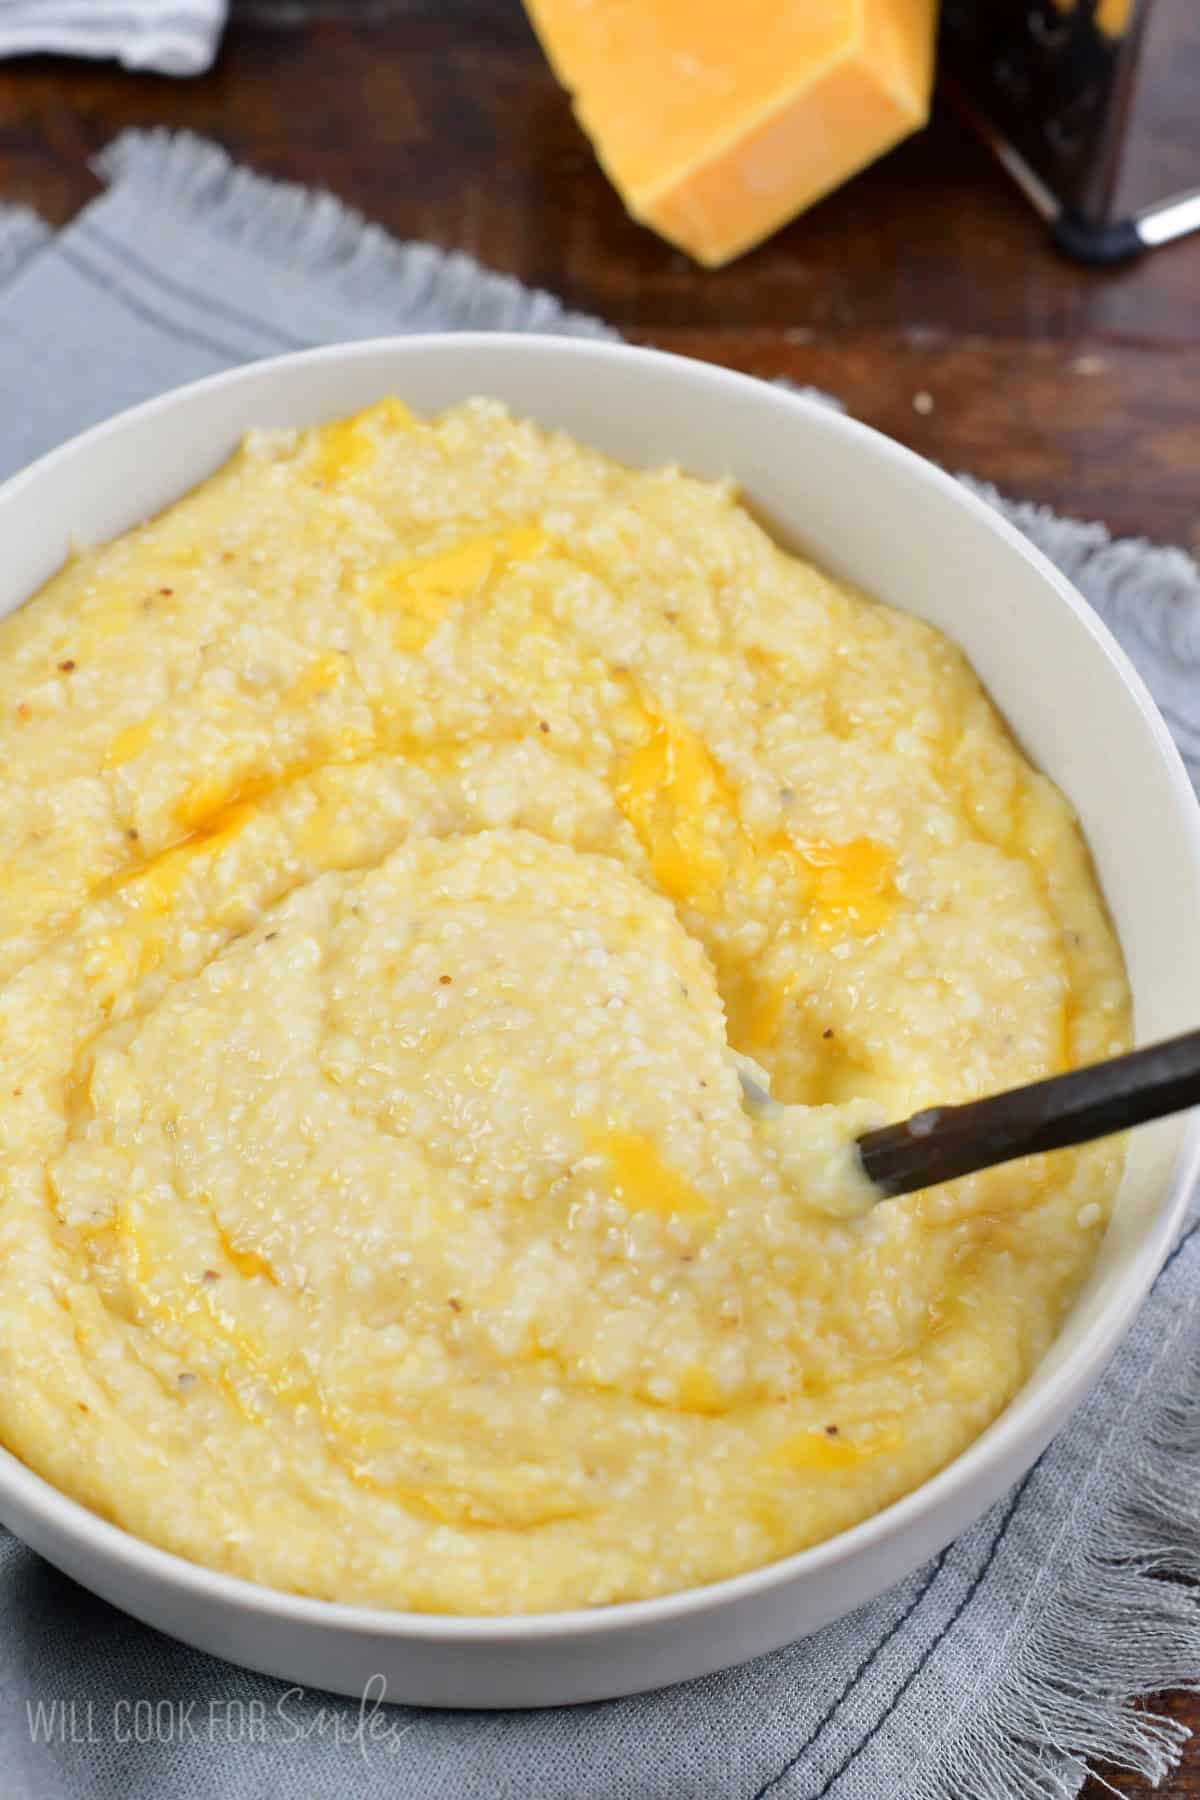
[1,336,1198,1709]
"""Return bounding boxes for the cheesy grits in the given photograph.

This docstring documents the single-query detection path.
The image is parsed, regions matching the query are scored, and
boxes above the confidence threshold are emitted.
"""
[0,398,1129,1612]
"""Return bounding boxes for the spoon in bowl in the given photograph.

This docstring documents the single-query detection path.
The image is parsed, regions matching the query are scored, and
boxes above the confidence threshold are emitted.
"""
[742,1028,1200,1201]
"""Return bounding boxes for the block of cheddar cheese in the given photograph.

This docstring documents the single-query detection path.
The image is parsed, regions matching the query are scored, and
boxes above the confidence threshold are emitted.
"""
[524,0,939,267]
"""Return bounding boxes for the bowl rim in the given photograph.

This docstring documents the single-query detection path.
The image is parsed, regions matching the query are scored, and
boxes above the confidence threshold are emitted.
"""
[1,330,1198,1644]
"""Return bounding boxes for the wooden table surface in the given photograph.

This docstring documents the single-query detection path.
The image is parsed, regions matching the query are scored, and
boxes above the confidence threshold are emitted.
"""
[0,1,1197,1791]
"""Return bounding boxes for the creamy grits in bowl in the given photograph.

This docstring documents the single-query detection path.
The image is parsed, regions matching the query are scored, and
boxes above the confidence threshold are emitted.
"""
[0,336,1196,1707]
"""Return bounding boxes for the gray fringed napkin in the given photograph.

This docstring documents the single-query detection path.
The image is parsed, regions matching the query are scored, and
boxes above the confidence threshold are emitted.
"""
[0,1,225,75]
[0,132,1198,1800]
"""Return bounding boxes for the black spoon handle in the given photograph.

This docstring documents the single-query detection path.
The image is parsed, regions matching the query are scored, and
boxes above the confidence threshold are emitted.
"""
[857,1029,1200,1200]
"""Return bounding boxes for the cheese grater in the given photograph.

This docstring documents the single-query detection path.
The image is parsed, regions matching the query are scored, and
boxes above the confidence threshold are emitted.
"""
[940,0,1200,263]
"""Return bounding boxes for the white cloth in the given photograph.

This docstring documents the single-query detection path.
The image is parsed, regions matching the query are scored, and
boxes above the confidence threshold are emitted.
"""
[0,0,226,75]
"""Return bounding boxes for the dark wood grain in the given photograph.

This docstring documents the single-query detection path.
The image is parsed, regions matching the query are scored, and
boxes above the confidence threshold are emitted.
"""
[0,3,1196,1789]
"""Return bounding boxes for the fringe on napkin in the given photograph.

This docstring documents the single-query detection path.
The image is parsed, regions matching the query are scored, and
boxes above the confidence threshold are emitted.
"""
[93,129,619,343]
[912,1317,1200,1796]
